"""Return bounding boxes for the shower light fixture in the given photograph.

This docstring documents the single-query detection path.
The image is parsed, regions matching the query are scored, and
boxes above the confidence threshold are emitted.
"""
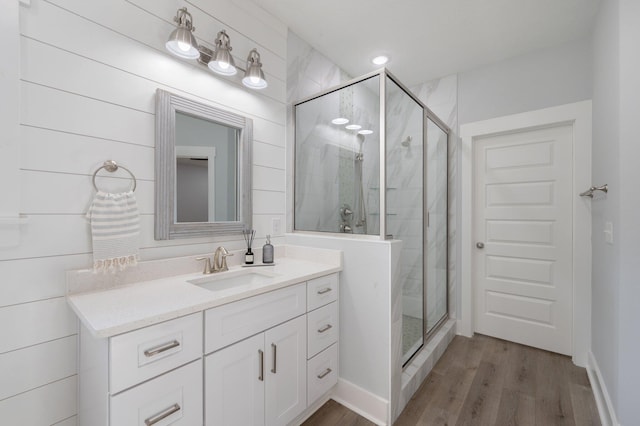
[331,118,349,125]
[166,8,200,59]
[165,7,267,90]
[345,124,362,130]
[372,55,389,65]
[358,129,374,135]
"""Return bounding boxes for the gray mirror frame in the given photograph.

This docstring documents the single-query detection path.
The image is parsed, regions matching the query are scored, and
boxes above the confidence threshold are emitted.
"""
[155,89,252,240]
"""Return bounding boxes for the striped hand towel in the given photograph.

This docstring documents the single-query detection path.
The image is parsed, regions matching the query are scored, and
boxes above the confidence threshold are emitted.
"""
[86,191,140,273]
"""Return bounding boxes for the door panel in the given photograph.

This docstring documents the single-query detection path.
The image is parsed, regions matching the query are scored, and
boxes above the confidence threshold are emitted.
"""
[474,124,573,355]
[264,316,307,426]
[205,333,265,426]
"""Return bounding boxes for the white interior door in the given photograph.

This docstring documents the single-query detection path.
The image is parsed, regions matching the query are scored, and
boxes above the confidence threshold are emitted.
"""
[473,123,573,355]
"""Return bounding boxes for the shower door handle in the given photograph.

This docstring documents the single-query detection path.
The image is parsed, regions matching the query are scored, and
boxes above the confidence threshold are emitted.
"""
[476,242,485,249]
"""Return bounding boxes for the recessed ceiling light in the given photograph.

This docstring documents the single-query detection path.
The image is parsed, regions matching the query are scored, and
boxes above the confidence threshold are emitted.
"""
[331,118,349,125]
[345,124,362,130]
[358,129,374,135]
[372,55,389,65]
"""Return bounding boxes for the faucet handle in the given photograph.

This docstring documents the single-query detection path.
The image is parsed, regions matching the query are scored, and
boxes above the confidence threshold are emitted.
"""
[196,257,213,274]
[219,251,233,272]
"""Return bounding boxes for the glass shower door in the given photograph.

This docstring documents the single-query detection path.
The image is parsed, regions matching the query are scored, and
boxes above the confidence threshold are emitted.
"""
[426,118,448,334]
[385,76,425,365]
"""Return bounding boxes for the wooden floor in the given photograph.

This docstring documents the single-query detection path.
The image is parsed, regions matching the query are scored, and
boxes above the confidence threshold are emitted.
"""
[302,334,600,426]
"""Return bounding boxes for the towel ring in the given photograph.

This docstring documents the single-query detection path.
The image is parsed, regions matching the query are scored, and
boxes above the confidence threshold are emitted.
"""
[92,160,137,192]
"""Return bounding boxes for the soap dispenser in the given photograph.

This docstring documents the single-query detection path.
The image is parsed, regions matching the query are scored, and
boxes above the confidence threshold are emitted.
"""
[262,235,274,264]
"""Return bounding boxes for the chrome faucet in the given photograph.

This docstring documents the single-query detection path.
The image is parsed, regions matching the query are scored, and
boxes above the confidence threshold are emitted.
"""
[196,246,234,274]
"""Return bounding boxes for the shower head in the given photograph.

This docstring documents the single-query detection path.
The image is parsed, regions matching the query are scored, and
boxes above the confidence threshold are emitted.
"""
[401,136,412,147]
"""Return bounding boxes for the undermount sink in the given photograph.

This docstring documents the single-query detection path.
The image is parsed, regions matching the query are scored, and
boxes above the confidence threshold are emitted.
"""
[188,268,279,292]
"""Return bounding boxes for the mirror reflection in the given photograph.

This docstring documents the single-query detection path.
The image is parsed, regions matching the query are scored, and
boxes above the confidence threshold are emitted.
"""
[175,112,238,223]
[154,89,252,240]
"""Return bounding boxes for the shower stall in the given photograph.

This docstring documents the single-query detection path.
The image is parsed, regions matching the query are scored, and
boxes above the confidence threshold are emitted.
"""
[294,69,449,366]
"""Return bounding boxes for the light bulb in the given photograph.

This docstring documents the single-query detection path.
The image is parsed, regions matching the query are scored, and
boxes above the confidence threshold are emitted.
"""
[218,61,229,69]
[250,75,260,84]
[177,41,191,52]
[331,118,349,125]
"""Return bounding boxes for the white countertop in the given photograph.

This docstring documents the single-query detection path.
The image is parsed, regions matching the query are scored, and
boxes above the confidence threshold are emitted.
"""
[67,246,342,338]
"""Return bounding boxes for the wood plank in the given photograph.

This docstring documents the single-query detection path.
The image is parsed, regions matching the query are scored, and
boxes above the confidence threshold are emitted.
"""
[21,82,155,147]
[0,297,77,353]
[0,336,77,399]
[535,350,576,426]
[308,335,600,426]
[494,389,536,426]
[0,254,90,307]
[0,376,77,425]
[303,399,376,426]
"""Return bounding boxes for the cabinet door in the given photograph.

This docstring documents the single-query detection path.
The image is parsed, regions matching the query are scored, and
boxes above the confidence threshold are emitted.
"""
[205,333,265,426]
[264,316,307,426]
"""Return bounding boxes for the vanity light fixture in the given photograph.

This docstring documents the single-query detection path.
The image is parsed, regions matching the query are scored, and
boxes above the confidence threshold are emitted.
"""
[166,8,200,59]
[165,7,268,90]
[345,124,362,130]
[331,118,349,125]
[208,30,237,76]
[242,49,268,89]
[358,129,374,135]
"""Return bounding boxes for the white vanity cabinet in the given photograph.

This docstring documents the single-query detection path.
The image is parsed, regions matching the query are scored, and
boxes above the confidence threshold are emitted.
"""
[78,312,203,426]
[75,270,340,426]
[205,315,307,426]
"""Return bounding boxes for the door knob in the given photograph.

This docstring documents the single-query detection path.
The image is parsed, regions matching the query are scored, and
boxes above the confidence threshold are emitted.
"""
[476,242,485,249]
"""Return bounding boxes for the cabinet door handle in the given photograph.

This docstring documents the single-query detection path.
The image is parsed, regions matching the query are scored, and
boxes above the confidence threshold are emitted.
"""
[317,368,332,379]
[144,403,181,426]
[143,340,180,357]
[271,343,277,374]
[258,349,264,381]
[317,287,332,295]
[318,324,333,333]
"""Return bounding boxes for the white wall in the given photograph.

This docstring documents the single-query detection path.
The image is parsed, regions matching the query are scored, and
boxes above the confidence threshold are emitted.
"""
[591,0,620,420]
[591,0,640,424]
[458,37,593,125]
[617,2,640,422]
[0,0,287,424]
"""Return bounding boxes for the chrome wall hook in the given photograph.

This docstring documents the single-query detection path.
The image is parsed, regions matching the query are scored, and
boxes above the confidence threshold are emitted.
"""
[580,184,608,198]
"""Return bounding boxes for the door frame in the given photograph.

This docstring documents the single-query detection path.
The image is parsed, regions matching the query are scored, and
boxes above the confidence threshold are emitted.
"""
[459,101,592,366]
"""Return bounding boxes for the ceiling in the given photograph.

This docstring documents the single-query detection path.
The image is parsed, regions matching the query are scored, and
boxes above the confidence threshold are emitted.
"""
[253,0,601,86]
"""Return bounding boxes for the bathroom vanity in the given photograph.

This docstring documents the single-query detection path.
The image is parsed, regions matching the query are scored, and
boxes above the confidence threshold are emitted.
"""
[67,246,341,426]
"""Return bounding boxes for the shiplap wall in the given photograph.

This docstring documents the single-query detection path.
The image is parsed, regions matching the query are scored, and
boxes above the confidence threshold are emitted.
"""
[0,0,286,424]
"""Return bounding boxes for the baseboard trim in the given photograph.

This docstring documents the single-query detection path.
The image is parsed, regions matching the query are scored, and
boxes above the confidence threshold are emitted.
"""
[331,378,388,426]
[586,351,619,426]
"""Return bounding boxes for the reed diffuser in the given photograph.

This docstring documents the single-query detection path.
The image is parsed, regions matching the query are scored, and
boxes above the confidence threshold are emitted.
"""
[242,228,255,264]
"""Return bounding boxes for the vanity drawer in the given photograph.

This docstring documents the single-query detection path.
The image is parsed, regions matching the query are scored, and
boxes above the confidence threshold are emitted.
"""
[110,359,202,426]
[307,274,338,311]
[307,302,338,358]
[307,343,338,405]
[205,283,306,354]
[110,312,202,394]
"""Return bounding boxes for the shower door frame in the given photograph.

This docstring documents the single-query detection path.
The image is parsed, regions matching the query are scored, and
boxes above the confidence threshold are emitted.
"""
[292,69,452,365]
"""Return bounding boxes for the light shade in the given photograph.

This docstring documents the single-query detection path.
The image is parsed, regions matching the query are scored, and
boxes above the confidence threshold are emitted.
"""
[166,8,200,60]
[331,118,349,125]
[242,49,268,89]
[208,30,237,76]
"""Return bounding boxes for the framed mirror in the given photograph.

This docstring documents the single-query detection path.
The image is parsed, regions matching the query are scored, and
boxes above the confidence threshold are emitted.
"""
[155,89,252,239]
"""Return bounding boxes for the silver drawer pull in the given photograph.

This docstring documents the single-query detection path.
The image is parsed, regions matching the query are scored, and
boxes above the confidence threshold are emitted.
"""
[271,343,277,374]
[144,340,180,357]
[144,403,181,426]
[258,349,264,381]
[317,368,332,379]
[318,324,333,333]
[317,287,332,295]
